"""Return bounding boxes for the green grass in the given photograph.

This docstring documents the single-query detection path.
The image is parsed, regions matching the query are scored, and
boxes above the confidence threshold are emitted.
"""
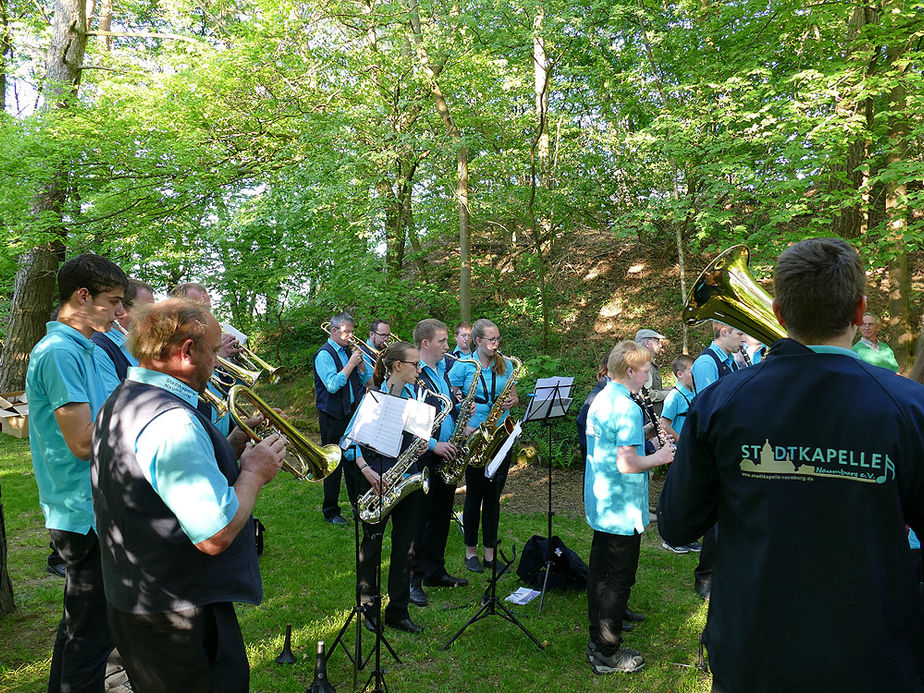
[0,432,711,692]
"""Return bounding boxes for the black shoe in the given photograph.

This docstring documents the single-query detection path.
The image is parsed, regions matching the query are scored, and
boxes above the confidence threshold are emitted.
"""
[363,614,381,633]
[423,572,469,588]
[464,556,483,573]
[409,583,428,607]
[46,564,66,578]
[694,578,712,600]
[325,515,348,526]
[623,608,645,623]
[621,622,633,632]
[482,558,496,572]
[385,616,423,634]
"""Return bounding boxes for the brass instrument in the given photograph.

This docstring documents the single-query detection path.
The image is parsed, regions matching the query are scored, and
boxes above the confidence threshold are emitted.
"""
[682,245,785,347]
[464,354,522,470]
[320,321,380,365]
[222,325,285,384]
[357,390,453,522]
[437,353,482,485]
[200,385,228,419]
[228,384,341,482]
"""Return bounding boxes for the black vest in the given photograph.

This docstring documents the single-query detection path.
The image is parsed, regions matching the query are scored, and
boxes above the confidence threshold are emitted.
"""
[698,347,737,379]
[92,380,261,614]
[91,332,131,381]
[314,342,363,419]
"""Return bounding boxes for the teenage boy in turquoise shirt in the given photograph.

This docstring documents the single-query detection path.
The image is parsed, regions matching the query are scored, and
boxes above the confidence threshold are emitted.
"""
[26,253,127,693]
[584,340,674,675]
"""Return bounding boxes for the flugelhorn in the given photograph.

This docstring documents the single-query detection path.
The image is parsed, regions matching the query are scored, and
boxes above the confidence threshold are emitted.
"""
[227,385,341,482]
[682,245,785,347]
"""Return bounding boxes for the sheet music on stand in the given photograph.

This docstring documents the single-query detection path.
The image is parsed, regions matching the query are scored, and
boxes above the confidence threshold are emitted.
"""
[343,390,435,458]
[523,376,574,421]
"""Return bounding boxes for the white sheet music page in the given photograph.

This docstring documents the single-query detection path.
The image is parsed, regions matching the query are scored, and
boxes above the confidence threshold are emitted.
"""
[402,397,436,440]
[345,391,406,458]
[220,323,248,345]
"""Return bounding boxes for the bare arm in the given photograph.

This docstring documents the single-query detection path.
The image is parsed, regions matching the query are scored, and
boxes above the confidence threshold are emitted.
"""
[616,442,673,474]
[54,403,94,460]
[659,417,679,443]
[195,434,285,556]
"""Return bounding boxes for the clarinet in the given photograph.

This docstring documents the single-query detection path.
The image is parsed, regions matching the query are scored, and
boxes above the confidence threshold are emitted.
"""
[632,387,671,449]
[739,343,752,367]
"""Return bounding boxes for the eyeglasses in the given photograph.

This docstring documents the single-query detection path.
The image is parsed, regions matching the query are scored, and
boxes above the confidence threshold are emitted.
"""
[398,360,421,369]
[375,332,391,337]
[480,336,500,344]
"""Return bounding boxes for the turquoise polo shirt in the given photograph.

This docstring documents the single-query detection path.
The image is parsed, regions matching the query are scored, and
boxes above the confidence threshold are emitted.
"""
[583,382,648,536]
[95,327,137,395]
[661,383,694,436]
[419,358,455,449]
[692,342,737,394]
[448,356,515,429]
[26,322,114,533]
[314,338,371,401]
[127,367,239,544]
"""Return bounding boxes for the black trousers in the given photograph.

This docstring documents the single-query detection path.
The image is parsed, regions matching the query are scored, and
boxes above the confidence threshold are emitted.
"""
[47,528,114,693]
[107,602,247,693]
[357,483,422,622]
[412,452,456,580]
[462,453,510,549]
[319,411,356,519]
[586,530,641,657]
[694,524,718,583]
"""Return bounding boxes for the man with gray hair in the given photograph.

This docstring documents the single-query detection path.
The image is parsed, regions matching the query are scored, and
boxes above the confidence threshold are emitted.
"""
[633,329,670,417]
[314,312,370,524]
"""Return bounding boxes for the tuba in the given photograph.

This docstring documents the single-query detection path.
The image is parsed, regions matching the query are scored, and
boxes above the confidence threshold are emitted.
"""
[464,354,522,470]
[228,385,341,482]
[356,390,453,522]
[437,353,482,485]
[682,245,786,346]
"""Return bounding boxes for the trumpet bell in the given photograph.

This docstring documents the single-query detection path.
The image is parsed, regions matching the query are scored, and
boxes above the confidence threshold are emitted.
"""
[682,245,786,347]
[228,385,341,482]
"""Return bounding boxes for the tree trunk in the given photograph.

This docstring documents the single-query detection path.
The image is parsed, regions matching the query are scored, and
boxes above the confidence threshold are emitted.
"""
[0,0,10,113]
[97,0,111,50]
[528,7,551,349]
[884,13,911,369]
[404,0,470,321]
[0,0,88,614]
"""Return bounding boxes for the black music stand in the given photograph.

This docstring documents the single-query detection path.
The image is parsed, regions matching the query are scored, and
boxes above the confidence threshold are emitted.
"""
[522,378,572,614]
[441,544,544,652]
[328,469,399,693]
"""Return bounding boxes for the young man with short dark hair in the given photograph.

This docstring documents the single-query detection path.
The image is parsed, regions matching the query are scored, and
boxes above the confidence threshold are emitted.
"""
[26,253,128,692]
[659,237,924,692]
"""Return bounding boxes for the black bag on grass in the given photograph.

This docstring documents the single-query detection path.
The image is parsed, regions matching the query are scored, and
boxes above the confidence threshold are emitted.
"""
[516,535,588,590]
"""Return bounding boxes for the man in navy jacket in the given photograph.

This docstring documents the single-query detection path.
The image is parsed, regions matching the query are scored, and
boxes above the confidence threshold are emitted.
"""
[659,237,924,692]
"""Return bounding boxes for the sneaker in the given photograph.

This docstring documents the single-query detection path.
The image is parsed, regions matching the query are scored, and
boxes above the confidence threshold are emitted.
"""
[585,641,598,663]
[662,541,690,554]
[686,541,703,552]
[591,648,645,674]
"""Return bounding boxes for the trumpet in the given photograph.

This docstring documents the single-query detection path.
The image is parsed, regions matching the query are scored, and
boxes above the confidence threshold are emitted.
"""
[320,321,383,364]
[228,385,341,482]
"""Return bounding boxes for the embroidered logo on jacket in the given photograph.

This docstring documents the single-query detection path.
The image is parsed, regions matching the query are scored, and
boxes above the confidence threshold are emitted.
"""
[739,440,894,484]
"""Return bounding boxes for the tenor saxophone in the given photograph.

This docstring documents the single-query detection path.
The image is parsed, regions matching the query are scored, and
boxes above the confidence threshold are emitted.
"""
[463,354,522,470]
[436,354,482,485]
[357,390,453,522]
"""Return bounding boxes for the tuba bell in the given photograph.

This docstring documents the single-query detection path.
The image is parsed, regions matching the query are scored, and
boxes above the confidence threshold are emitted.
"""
[682,245,786,347]
[228,385,342,482]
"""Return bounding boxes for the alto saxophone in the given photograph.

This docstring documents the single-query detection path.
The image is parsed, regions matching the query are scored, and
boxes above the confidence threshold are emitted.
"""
[464,354,522,470]
[436,354,482,485]
[357,390,453,522]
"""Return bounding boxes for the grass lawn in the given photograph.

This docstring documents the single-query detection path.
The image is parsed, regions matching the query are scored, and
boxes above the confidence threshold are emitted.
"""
[0,432,712,692]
